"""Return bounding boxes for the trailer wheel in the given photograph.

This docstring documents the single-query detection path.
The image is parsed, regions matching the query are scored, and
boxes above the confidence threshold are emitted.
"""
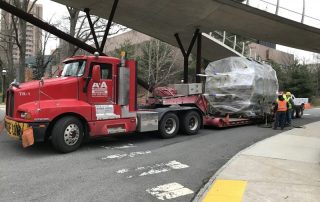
[296,107,303,118]
[181,111,201,135]
[51,116,84,153]
[159,113,179,138]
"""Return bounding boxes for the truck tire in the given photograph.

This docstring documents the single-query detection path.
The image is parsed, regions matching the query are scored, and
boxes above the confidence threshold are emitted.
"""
[51,116,84,153]
[292,110,296,119]
[296,107,303,118]
[159,113,179,138]
[181,111,201,135]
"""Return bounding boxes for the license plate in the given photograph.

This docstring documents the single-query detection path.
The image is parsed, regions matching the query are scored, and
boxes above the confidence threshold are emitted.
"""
[5,118,29,139]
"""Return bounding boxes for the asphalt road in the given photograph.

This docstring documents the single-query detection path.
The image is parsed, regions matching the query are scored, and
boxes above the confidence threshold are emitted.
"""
[1,108,319,202]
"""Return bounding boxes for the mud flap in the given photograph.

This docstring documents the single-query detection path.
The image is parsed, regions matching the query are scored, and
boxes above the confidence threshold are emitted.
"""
[0,120,4,134]
[22,128,34,148]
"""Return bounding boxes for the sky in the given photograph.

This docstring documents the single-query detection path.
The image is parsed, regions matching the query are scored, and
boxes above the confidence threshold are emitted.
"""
[38,0,320,63]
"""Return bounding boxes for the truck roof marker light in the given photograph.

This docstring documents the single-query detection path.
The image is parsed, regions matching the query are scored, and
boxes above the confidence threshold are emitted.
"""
[94,51,100,58]
[120,51,126,67]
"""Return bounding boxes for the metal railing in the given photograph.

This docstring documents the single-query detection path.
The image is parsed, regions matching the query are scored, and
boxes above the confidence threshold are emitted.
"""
[209,31,246,55]
[245,0,320,27]
[208,31,262,61]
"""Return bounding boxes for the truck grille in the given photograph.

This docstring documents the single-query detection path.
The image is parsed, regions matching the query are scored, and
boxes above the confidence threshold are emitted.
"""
[6,90,14,117]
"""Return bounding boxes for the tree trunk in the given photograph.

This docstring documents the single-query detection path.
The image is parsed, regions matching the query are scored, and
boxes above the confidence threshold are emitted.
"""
[13,0,30,83]
[67,7,80,56]
[18,18,26,82]
[7,41,15,82]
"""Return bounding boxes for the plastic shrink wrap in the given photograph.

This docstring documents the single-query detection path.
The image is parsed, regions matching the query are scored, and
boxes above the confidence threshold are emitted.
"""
[205,57,278,117]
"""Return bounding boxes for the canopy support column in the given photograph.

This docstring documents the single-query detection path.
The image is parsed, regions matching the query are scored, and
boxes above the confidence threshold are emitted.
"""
[174,28,199,83]
[196,33,202,83]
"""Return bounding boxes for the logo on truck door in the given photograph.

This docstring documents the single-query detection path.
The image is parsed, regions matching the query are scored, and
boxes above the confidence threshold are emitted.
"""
[92,82,108,97]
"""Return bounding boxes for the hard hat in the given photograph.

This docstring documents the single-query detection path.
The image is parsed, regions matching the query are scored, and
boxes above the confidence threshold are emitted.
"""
[286,92,291,96]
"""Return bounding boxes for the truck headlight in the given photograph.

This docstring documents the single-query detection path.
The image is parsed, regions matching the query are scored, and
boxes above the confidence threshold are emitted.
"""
[20,112,32,120]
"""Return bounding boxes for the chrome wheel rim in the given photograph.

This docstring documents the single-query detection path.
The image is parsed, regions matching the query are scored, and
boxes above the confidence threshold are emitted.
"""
[64,124,80,146]
[165,118,176,134]
[189,116,199,131]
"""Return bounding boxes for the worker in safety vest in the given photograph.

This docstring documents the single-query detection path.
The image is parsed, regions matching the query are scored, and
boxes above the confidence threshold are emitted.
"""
[273,94,288,130]
[284,92,294,126]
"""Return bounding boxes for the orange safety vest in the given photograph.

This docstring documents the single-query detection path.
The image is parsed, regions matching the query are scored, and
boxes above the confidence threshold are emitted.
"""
[278,100,287,112]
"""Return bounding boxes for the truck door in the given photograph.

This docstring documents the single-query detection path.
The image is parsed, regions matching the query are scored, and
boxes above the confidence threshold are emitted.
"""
[87,62,119,120]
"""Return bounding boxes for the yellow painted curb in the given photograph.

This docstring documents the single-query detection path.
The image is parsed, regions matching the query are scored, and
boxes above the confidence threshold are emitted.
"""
[202,179,247,202]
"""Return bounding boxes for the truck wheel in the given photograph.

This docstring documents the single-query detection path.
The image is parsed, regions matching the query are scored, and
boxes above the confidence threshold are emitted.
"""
[181,111,201,135]
[296,108,303,118]
[51,116,84,153]
[295,108,302,118]
[292,110,296,119]
[159,113,179,138]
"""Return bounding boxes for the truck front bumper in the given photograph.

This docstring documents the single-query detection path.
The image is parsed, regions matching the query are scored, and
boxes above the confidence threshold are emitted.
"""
[4,118,49,142]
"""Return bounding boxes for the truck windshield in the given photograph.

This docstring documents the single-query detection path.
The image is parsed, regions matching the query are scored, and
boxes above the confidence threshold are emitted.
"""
[61,60,86,77]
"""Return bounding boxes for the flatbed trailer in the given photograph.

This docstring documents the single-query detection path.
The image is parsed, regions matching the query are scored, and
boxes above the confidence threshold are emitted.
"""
[146,93,260,128]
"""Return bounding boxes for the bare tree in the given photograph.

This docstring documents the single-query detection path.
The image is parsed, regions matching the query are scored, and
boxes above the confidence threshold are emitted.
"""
[61,6,127,57]
[33,29,59,80]
[138,39,181,89]
[65,6,80,56]
[0,8,17,83]
[12,0,38,82]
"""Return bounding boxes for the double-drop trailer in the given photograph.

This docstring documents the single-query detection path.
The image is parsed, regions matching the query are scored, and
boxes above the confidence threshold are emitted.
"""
[4,55,261,153]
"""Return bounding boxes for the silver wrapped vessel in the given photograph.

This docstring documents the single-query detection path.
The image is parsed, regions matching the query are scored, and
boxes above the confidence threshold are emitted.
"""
[205,57,279,117]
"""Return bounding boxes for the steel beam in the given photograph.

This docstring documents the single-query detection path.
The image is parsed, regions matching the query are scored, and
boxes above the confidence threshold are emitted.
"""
[84,8,100,50]
[99,0,120,53]
[0,0,154,91]
[0,1,99,55]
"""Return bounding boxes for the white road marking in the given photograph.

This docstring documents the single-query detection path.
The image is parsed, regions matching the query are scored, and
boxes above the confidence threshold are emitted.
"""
[116,169,129,174]
[102,154,127,159]
[136,167,145,170]
[101,143,136,149]
[146,182,194,200]
[116,160,189,178]
[101,151,151,160]
[166,160,189,169]
[128,151,151,157]
[139,161,189,176]
[140,168,169,176]
[303,114,310,116]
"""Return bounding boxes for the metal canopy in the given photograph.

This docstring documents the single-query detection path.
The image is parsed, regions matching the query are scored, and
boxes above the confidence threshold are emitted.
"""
[50,0,320,61]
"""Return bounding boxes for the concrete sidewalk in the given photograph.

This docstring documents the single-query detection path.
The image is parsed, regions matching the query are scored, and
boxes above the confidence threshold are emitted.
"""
[195,121,320,202]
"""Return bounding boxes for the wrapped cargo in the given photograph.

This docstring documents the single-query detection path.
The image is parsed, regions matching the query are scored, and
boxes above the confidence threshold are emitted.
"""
[205,57,278,117]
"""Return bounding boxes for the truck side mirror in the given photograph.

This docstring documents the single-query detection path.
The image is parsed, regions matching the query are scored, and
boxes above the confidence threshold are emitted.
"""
[92,65,101,83]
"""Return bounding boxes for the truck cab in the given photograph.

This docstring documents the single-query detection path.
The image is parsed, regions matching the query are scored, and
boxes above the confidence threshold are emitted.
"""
[5,54,139,152]
[291,94,308,118]
[5,54,202,153]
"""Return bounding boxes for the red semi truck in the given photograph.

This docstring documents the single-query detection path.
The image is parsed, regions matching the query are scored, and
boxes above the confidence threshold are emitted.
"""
[4,53,259,153]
